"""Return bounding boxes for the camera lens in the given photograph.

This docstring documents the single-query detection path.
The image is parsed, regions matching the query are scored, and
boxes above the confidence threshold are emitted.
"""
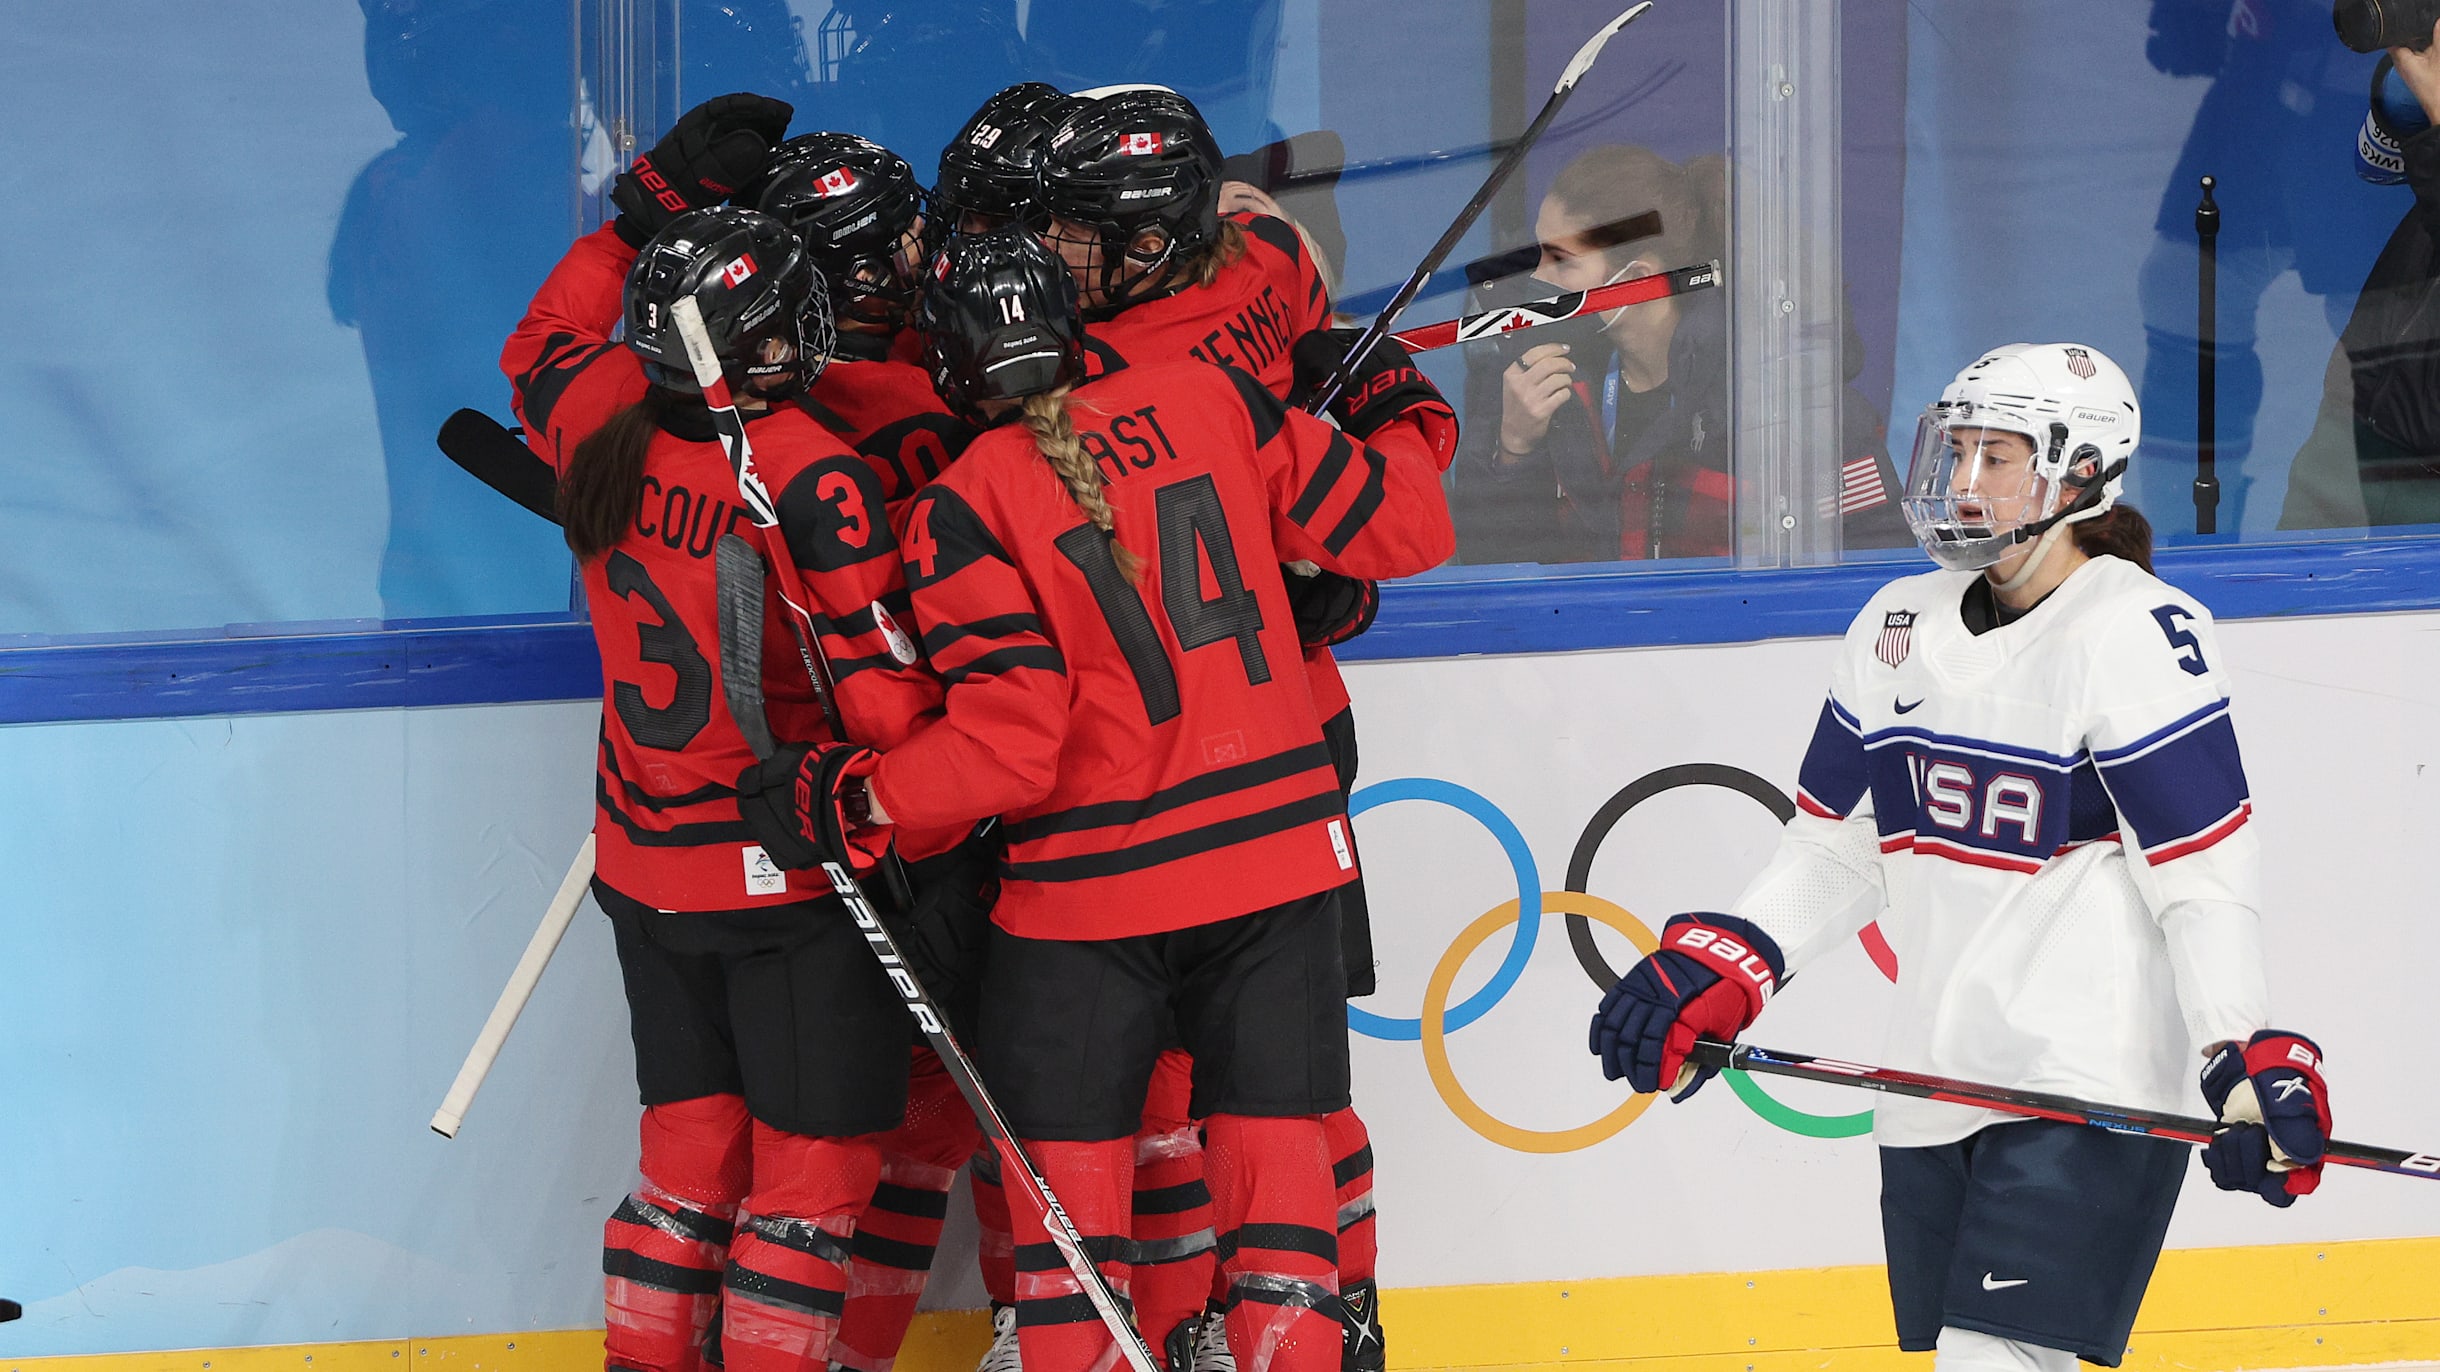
[2335,0,2393,54]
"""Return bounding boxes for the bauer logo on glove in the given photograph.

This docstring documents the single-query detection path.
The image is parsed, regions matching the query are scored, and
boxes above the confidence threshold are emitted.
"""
[2200,1029,2334,1207]
[1589,912,1786,1101]
[735,739,893,874]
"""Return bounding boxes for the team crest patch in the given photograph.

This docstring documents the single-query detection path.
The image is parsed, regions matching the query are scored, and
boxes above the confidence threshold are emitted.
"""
[1876,611,1916,668]
[2063,346,2097,380]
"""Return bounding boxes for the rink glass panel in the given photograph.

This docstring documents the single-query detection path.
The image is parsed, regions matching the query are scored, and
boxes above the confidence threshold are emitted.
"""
[6,1,2436,721]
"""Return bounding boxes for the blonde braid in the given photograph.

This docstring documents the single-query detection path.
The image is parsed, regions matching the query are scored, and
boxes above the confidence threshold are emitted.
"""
[1186,218,1249,289]
[1023,389,1145,581]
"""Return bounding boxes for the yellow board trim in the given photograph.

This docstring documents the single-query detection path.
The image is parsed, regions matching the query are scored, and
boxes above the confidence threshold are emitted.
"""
[13,1237,2437,1372]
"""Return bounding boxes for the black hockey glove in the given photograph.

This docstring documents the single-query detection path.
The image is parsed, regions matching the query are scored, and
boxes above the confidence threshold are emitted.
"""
[611,92,795,247]
[1289,328,1450,439]
[886,825,1003,1023]
[1284,564,1378,647]
[735,739,888,873]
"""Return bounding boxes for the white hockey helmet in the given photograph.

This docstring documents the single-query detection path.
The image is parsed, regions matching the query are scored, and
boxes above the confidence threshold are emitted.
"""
[1901,342,2139,572]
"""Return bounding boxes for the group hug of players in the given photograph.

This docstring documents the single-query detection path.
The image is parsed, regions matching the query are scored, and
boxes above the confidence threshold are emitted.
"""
[505,82,1442,1372]
[507,65,2351,1372]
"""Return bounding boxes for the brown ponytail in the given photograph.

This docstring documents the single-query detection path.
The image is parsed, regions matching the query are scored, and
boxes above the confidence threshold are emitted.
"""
[559,388,673,560]
[1186,218,1249,289]
[1022,388,1143,581]
[2072,503,2153,573]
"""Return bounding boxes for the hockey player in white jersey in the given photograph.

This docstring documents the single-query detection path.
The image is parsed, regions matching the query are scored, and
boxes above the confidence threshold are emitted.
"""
[1590,343,2335,1372]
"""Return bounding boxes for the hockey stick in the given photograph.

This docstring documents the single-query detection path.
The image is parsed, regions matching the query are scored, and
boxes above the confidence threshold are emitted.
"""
[1387,260,1720,354]
[437,409,561,524]
[430,834,598,1138]
[668,296,916,909]
[1687,1039,2440,1182]
[710,531,1165,1372]
[1306,0,1654,415]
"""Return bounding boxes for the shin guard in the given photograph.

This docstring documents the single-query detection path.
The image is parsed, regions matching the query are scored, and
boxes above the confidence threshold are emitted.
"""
[1321,1108,1382,1372]
[835,1052,981,1372]
[719,1122,882,1372]
[1132,1052,1216,1355]
[606,1095,753,1372]
[1006,1135,1134,1372]
[1203,1115,1342,1372]
[970,1143,1016,1306]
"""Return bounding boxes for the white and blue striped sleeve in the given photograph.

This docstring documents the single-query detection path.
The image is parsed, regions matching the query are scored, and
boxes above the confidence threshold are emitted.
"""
[2086,592,2268,1051]
[1734,610,1890,974]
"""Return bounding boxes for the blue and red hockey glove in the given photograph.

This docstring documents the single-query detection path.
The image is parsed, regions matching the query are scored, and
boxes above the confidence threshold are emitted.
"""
[1589,913,1784,1100]
[2200,1030,2333,1206]
[735,739,891,875]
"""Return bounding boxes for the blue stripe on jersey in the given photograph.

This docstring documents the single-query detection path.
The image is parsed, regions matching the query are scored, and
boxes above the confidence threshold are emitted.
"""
[1863,741,2119,861]
[2094,712,2251,854]
[1795,698,1869,818]
[2089,699,2228,764]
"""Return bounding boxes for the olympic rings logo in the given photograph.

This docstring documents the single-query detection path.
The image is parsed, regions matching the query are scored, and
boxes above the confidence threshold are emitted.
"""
[1347,765,1899,1153]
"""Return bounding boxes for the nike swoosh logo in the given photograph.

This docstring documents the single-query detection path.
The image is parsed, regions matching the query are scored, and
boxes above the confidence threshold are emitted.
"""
[1982,1274,2029,1291]
[1894,698,1924,714]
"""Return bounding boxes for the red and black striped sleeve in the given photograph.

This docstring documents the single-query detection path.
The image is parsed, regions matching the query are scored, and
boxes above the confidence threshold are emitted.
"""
[867,482,1071,832]
[502,225,647,468]
[766,452,944,754]
[1219,368,1454,579]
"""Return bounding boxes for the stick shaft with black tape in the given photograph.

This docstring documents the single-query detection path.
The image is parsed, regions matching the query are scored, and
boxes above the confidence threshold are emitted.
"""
[1688,1040,2440,1181]
[1306,1,1655,415]
[710,533,1163,1372]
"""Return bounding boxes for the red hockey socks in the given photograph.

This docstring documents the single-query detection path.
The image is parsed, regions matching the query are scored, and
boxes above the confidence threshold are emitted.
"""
[835,1051,981,1372]
[1132,1050,1216,1357]
[719,1121,882,1372]
[606,1094,753,1372]
[969,1144,1016,1306]
[1005,1135,1134,1372]
[1322,1107,1375,1285]
[1203,1114,1342,1372]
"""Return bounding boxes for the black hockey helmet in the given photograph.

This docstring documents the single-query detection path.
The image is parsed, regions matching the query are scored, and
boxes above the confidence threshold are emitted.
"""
[1036,84,1223,314]
[918,226,1084,426]
[754,131,932,335]
[934,82,1070,232]
[623,206,834,399]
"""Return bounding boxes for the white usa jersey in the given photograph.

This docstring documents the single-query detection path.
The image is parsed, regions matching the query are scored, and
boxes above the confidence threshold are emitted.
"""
[1733,555,2266,1147]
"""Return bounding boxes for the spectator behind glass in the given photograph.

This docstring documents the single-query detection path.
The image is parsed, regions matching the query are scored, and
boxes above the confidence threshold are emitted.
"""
[1451,145,1906,566]
[2279,16,2440,529]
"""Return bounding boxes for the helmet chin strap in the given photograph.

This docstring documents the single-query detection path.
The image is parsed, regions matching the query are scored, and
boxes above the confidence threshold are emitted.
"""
[1991,520,2070,594]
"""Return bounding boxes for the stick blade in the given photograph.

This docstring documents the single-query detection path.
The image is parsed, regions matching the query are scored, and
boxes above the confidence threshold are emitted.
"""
[437,409,561,524]
[1557,2,1654,93]
[715,534,779,761]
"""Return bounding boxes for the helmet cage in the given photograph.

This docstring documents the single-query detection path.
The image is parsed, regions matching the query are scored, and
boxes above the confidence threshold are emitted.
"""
[1900,401,2121,571]
[624,208,836,401]
[1036,87,1221,315]
[755,134,938,334]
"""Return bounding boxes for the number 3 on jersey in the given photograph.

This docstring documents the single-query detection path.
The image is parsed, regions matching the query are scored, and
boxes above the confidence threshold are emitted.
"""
[1059,474,1270,726]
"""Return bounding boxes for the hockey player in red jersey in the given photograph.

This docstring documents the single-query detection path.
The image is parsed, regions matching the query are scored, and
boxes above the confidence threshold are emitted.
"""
[1035,84,1420,1370]
[735,228,1455,1372]
[747,129,1000,1372]
[503,93,952,1372]
[935,81,1072,235]
[753,132,979,510]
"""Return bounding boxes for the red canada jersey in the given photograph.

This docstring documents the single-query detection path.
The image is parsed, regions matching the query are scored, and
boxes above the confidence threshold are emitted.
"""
[868,361,1455,940]
[1083,212,1365,720]
[797,350,979,512]
[505,226,946,910]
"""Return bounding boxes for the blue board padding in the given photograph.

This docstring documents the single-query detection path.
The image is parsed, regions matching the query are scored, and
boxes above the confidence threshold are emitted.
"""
[4,537,2437,724]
